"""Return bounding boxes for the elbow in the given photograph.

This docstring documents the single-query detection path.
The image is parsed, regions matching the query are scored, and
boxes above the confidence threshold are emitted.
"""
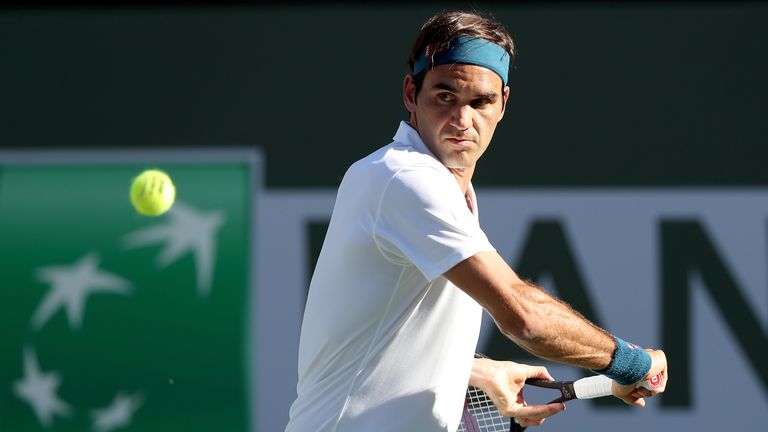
[493,284,550,345]
[497,313,545,345]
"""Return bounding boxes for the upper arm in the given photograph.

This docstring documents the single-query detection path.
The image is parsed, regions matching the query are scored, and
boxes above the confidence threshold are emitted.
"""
[374,167,495,281]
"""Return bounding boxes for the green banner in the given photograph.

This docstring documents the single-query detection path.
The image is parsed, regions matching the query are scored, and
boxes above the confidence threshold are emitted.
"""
[0,152,258,431]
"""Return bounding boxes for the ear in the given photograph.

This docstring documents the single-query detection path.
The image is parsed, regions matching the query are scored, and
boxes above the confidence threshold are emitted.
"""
[498,85,510,121]
[403,74,418,113]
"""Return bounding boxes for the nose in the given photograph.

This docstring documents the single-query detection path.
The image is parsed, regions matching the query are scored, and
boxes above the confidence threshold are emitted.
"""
[450,105,472,131]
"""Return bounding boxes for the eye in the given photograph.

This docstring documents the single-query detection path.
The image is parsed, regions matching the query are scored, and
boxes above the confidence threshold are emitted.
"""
[471,97,493,109]
[437,92,455,103]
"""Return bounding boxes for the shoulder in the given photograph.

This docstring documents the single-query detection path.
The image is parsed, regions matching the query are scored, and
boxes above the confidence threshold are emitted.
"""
[344,122,446,182]
[348,142,448,183]
[337,146,449,207]
[373,152,463,216]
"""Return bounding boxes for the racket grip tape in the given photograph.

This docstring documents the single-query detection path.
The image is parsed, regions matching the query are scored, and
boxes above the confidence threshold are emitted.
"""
[574,372,664,399]
[573,375,613,399]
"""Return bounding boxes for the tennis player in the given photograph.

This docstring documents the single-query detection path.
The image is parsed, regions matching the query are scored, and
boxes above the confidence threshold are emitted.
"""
[286,10,667,432]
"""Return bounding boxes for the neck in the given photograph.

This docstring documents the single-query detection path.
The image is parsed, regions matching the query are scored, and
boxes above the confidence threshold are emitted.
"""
[406,117,475,193]
[449,166,474,194]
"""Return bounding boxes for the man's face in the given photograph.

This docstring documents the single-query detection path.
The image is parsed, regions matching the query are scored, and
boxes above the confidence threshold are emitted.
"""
[404,63,509,170]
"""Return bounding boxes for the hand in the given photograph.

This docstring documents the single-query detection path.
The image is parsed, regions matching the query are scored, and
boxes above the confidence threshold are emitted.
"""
[471,358,566,428]
[612,348,668,407]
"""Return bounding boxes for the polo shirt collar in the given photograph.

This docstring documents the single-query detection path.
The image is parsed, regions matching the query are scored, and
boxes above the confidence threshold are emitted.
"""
[392,121,481,219]
[393,121,435,159]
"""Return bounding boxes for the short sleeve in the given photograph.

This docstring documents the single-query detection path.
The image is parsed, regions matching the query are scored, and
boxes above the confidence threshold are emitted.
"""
[372,166,496,282]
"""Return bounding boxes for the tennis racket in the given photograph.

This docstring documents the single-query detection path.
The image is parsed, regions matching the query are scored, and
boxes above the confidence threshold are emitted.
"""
[458,370,663,432]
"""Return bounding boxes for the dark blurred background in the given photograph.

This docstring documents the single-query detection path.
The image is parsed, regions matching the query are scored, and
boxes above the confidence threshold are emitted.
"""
[2,1,766,188]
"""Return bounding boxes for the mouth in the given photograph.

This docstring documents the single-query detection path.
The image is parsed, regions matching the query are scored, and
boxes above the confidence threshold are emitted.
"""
[445,137,476,146]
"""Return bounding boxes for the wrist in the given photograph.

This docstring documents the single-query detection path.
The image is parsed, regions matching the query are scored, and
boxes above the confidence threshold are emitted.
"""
[594,336,652,385]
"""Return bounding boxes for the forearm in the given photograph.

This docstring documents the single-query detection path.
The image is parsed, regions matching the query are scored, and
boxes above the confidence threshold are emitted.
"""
[446,251,615,370]
[447,251,665,394]
[493,281,615,369]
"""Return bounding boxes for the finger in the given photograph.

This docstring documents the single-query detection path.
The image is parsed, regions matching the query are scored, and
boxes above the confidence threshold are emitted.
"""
[618,395,646,408]
[516,416,547,427]
[514,402,565,420]
[631,388,653,399]
[526,365,555,381]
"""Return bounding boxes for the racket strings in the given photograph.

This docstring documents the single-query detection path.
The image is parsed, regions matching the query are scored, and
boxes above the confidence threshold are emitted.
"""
[457,385,511,432]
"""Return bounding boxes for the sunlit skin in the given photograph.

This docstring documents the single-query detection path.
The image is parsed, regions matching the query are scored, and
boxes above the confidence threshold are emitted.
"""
[403,63,509,194]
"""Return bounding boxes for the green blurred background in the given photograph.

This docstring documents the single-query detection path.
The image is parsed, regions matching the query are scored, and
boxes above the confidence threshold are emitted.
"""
[0,159,254,431]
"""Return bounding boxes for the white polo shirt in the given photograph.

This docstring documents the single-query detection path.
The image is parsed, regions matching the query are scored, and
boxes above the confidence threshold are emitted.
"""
[286,122,496,432]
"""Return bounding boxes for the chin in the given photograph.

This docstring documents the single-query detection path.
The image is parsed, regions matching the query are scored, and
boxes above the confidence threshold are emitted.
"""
[441,154,474,169]
[442,160,471,170]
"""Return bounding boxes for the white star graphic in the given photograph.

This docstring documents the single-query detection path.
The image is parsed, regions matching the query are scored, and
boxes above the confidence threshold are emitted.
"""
[13,347,73,428]
[122,201,225,297]
[31,253,132,331]
[91,392,145,432]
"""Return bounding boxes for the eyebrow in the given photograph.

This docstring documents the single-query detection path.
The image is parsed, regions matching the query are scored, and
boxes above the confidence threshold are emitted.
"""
[431,82,499,101]
[432,82,457,92]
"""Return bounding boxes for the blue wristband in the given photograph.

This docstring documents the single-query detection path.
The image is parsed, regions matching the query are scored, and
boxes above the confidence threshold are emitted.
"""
[595,336,652,385]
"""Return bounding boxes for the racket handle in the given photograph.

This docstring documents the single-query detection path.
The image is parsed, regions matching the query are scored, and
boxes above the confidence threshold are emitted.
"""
[574,375,613,399]
[574,372,664,399]
[573,372,663,399]
[511,418,526,432]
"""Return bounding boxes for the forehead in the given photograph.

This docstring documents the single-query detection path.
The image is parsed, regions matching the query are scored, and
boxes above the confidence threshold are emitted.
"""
[423,63,503,93]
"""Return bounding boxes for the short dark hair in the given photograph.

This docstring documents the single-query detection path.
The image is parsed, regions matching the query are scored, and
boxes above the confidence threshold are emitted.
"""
[407,10,516,93]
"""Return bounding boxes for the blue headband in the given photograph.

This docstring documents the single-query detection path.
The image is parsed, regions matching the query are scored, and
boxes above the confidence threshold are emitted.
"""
[413,36,510,85]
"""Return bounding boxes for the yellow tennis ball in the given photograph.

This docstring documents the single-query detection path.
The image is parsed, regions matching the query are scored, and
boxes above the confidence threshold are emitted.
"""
[130,169,176,216]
